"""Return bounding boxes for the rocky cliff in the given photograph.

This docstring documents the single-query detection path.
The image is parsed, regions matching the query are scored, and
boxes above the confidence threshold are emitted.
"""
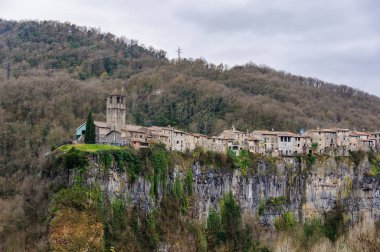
[57,150,380,226]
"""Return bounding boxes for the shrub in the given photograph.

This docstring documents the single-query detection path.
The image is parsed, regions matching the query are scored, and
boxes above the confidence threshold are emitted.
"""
[266,196,287,207]
[303,218,323,238]
[305,154,317,167]
[368,152,380,176]
[206,209,224,250]
[51,186,103,214]
[349,150,366,168]
[107,198,127,243]
[322,206,347,242]
[274,211,296,231]
[64,148,88,171]
[311,142,318,150]
[258,198,265,216]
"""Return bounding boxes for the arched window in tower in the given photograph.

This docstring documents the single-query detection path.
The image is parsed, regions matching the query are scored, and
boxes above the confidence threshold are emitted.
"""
[117,97,120,103]
[110,97,113,104]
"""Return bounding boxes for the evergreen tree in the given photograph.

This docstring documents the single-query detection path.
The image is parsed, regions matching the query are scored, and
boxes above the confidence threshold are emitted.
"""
[220,192,241,249]
[206,209,224,250]
[84,111,96,144]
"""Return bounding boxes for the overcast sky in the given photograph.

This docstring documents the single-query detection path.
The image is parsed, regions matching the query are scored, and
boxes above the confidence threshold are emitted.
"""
[1,0,379,96]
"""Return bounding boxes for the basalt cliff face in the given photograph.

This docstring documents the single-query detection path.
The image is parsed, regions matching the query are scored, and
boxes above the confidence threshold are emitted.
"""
[56,153,380,226]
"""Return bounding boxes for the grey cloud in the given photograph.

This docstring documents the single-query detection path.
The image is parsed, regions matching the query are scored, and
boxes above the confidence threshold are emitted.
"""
[176,2,349,36]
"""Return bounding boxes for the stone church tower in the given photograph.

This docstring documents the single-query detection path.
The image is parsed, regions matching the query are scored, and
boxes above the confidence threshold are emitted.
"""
[106,90,126,130]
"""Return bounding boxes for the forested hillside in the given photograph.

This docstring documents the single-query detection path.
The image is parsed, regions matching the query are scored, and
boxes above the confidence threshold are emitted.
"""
[1,19,380,250]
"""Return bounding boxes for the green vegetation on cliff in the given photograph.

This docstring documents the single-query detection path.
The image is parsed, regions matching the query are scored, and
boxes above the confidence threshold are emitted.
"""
[59,144,125,153]
[49,145,279,251]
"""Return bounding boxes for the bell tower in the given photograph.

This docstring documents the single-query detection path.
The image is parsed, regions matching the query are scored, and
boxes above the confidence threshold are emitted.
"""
[106,89,126,130]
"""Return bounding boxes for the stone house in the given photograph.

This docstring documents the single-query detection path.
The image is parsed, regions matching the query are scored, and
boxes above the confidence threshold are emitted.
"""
[191,133,209,151]
[218,126,246,147]
[360,139,376,151]
[293,135,311,155]
[247,130,298,156]
[371,132,380,151]
[251,131,278,156]
[105,130,127,146]
[349,131,374,152]
[123,125,151,149]
[165,128,187,152]
[148,126,170,147]
[276,132,296,156]
[246,135,264,155]
[335,128,350,156]
[307,128,339,155]
[184,133,196,151]
[208,136,230,153]
[95,121,112,144]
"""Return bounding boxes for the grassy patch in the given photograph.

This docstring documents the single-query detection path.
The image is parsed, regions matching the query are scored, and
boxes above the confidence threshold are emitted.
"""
[58,144,125,153]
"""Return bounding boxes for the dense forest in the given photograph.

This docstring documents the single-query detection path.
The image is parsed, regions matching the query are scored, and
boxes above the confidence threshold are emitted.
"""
[1,19,380,251]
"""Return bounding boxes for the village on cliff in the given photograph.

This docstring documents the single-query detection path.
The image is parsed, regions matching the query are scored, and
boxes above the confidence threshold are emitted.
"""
[75,91,380,157]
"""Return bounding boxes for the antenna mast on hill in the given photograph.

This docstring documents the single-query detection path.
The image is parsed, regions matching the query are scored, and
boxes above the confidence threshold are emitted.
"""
[176,46,182,62]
